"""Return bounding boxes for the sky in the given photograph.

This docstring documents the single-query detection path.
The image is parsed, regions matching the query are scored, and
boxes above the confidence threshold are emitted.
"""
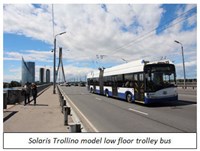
[2,2,197,83]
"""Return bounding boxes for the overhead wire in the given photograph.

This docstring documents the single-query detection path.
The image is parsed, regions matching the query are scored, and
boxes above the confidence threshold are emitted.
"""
[94,6,196,69]
[108,6,197,56]
[64,32,100,66]
[62,6,196,69]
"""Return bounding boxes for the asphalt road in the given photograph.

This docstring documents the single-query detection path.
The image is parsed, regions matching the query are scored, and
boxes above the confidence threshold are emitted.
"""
[60,86,196,132]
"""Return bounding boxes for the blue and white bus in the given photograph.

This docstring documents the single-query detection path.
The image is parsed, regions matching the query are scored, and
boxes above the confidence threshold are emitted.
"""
[87,59,178,104]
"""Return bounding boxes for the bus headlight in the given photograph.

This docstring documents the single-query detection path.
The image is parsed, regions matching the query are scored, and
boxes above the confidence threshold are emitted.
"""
[145,93,155,98]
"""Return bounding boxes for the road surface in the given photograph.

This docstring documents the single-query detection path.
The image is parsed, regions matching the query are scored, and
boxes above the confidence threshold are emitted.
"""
[60,86,196,132]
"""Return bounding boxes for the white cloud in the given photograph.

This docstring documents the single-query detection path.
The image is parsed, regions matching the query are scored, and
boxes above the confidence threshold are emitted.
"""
[4,50,53,62]
[186,14,197,27]
[3,4,197,80]
[4,4,53,44]
[63,65,94,82]
[130,4,163,32]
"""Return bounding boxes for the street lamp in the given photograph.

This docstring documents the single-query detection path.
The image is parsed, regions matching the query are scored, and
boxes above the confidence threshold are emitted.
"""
[174,40,186,89]
[53,31,66,94]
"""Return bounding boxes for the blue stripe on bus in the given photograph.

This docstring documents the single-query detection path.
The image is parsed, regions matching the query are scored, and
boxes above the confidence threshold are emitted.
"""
[118,93,126,100]
[96,89,100,94]
[144,95,178,104]
[102,90,135,101]
[96,89,177,104]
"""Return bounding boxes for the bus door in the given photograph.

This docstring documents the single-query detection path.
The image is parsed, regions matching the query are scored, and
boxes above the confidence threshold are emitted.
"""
[134,73,144,103]
[112,76,118,97]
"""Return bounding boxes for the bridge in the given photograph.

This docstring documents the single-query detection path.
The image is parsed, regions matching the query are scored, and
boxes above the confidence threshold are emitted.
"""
[3,84,80,132]
[3,83,197,149]
[3,83,197,132]
[176,81,197,89]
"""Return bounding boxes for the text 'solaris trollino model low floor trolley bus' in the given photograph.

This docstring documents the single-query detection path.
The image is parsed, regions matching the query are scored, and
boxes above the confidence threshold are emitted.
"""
[87,59,178,104]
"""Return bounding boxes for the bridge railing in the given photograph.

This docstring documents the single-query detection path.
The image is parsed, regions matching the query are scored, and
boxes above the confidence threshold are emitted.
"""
[3,83,52,109]
[176,82,197,89]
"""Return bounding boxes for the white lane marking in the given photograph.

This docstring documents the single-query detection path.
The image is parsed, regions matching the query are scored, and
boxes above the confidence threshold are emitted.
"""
[96,97,102,101]
[66,94,99,132]
[128,108,149,116]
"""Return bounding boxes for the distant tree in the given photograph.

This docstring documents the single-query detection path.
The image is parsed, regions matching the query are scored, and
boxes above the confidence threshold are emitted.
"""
[9,81,21,87]
[3,82,10,88]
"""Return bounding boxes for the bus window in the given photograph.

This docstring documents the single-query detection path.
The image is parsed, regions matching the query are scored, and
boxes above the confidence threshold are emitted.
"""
[117,75,123,81]
[144,64,176,91]
[104,76,112,86]
[130,81,133,87]
[152,72,163,85]
[134,74,138,81]
[124,81,130,87]
[104,76,108,86]
[124,74,133,81]
[124,74,133,87]
[94,78,99,85]
[139,73,144,81]
[90,79,94,85]
[117,75,124,87]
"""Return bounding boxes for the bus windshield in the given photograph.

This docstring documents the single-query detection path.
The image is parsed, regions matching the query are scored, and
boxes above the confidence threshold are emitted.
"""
[144,64,176,92]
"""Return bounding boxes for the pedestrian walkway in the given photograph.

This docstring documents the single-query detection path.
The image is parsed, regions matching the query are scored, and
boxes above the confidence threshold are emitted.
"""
[3,86,73,132]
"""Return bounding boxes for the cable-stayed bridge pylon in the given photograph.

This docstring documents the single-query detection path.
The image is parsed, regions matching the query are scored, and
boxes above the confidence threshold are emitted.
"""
[56,47,66,83]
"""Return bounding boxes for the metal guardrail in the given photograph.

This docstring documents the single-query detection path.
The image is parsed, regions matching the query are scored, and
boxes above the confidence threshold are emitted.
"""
[176,82,197,89]
[57,85,82,132]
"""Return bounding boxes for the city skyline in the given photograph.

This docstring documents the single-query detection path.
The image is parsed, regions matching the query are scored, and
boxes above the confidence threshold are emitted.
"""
[3,3,197,82]
[39,67,51,83]
[21,57,35,85]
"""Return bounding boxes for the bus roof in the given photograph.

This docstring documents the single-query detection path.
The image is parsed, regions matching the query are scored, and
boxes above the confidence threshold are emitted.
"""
[87,59,172,78]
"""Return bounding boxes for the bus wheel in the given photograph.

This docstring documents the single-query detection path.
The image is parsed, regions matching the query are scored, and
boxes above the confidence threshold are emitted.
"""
[105,90,109,97]
[126,93,132,103]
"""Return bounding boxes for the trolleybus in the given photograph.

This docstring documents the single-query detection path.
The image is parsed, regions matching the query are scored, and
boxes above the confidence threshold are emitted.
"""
[87,59,178,104]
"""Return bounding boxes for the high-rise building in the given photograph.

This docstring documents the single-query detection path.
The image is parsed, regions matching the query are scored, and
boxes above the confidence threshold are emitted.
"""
[21,57,35,85]
[40,68,45,83]
[46,69,50,83]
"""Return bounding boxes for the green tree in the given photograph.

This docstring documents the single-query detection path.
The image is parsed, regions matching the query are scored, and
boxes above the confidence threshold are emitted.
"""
[9,81,21,87]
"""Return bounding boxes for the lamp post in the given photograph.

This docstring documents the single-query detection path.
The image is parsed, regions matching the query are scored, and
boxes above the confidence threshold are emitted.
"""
[53,31,66,94]
[174,40,186,89]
